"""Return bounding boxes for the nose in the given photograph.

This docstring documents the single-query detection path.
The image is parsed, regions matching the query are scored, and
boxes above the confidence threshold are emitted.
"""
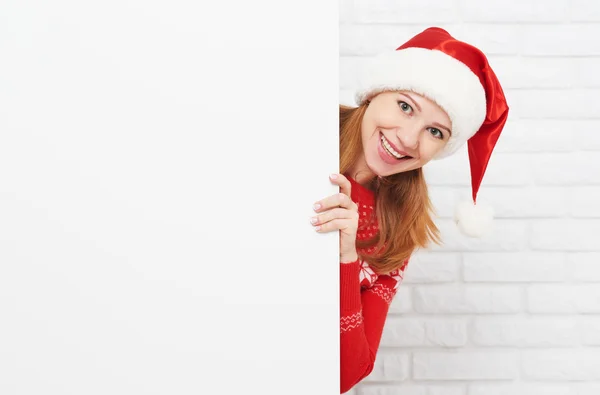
[395,123,420,152]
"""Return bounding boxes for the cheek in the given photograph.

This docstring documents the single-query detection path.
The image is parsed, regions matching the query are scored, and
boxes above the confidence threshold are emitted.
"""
[419,139,447,162]
[376,111,401,128]
[367,103,402,129]
[360,118,372,141]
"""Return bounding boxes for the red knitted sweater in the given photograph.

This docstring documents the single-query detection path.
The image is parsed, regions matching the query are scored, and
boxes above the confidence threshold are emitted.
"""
[340,174,409,393]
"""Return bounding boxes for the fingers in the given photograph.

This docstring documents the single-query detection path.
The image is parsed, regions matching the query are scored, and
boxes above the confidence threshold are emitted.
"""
[313,173,358,214]
[313,215,358,233]
[330,173,351,198]
[329,173,358,212]
[314,192,356,214]
[311,173,360,233]
[311,207,357,229]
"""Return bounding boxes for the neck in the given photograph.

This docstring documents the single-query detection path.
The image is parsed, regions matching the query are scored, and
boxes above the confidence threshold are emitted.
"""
[348,155,377,190]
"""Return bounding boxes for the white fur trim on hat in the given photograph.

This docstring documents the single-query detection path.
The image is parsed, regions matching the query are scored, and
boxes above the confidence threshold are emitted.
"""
[354,47,487,159]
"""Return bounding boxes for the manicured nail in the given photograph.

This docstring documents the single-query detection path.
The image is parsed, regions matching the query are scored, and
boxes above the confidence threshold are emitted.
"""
[330,174,338,179]
[310,217,318,224]
[313,203,321,211]
[314,226,321,231]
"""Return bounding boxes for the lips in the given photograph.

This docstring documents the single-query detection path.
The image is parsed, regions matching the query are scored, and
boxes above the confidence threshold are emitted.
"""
[378,135,411,164]
[380,131,410,157]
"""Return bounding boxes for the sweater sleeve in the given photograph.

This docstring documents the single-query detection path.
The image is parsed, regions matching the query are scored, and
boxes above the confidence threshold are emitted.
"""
[339,258,406,394]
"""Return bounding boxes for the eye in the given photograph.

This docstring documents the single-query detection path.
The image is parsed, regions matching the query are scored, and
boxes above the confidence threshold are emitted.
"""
[397,101,413,114]
[428,127,444,140]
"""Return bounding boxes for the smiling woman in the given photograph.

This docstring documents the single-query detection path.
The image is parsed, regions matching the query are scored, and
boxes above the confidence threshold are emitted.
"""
[353,90,453,177]
[310,27,510,393]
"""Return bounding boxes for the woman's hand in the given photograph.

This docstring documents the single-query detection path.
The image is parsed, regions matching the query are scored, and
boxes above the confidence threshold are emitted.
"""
[311,173,359,263]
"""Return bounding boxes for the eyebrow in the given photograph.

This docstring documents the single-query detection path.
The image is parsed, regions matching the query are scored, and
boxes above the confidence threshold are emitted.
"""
[399,92,421,112]
[400,92,452,136]
[433,122,452,136]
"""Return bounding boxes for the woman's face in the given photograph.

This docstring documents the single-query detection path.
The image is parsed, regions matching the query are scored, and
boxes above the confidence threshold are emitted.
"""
[360,90,452,177]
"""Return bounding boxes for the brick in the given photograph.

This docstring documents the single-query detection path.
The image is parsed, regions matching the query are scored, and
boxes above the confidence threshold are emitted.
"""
[425,150,531,186]
[522,350,600,380]
[494,120,600,153]
[429,186,567,219]
[521,25,600,56]
[380,317,425,347]
[572,124,600,150]
[451,24,522,55]
[362,350,409,382]
[568,0,600,21]
[580,317,600,346]
[414,285,521,314]
[340,25,419,56]
[471,317,579,347]
[508,89,600,120]
[484,187,566,218]
[572,58,600,87]
[381,318,467,347]
[424,148,471,186]
[569,187,600,218]
[459,0,568,22]
[428,186,464,218]
[413,351,518,380]
[353,0,459,24]
[463,252,566,282]
[388,287,411,314]
[532,153,600,186]
[428,220,528,252]
[403,252,460,283]
[357,384,466,395]
[577,384,600,395]
[531,220,600,251]
[569,253,600,281]
[477,153,533,186]
[527,284,600,313]
[493,120,573,153]
[469,383,575,395]
[423,319,467,347]
[488,56,574,89]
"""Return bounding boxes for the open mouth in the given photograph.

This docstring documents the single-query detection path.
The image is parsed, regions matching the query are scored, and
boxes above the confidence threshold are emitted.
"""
[379,132,412,161]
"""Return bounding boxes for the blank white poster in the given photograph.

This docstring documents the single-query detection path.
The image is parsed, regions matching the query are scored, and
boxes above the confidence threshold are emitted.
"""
[0,1,339,394]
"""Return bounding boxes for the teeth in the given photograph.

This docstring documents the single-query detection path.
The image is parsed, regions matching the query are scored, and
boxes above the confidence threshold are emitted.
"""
[380,135,406,159]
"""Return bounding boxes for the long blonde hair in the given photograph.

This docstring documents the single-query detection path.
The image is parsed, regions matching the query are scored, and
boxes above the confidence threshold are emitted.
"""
[340,103,442,274]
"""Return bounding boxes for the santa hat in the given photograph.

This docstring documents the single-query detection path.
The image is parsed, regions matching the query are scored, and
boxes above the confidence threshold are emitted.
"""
[354,27,509,238]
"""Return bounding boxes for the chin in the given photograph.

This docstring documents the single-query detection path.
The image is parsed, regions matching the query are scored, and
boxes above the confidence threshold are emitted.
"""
[370,158,422,176]
[390,167,418,176]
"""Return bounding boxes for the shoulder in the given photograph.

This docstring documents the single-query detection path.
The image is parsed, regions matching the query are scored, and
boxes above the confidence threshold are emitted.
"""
[382,257,410,290]
[360,257,410,299]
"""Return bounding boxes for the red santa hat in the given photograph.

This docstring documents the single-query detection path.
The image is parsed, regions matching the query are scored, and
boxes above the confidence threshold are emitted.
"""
[354,27,509,238]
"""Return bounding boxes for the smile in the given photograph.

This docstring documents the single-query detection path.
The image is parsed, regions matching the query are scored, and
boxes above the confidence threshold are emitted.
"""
[379,132,412,160]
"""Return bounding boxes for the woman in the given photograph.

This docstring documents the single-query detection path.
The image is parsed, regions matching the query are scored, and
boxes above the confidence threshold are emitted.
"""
[309,27,509,393]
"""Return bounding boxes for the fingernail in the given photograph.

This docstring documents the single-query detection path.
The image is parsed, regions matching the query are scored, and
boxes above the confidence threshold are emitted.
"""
[310,217,318,224]
[313,203,321,211]
[330,174,338,179]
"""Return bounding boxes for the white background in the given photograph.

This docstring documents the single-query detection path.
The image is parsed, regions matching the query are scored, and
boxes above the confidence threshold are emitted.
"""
[341,1,600,394]
[0,1,339,394]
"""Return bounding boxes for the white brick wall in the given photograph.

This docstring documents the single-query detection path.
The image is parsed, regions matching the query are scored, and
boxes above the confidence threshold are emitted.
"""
[341,1,600,393]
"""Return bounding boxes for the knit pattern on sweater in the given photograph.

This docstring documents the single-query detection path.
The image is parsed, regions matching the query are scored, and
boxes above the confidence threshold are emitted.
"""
[339,174,410,394]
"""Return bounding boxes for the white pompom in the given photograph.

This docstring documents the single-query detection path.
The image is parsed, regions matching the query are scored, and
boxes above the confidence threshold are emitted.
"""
[454,200,494,238]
